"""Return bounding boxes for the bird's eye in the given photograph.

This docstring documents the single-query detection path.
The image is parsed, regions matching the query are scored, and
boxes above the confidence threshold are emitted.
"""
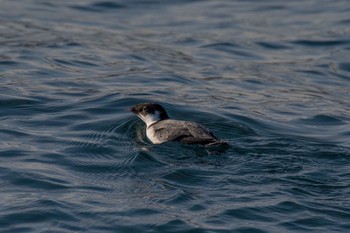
[143,107,148,112]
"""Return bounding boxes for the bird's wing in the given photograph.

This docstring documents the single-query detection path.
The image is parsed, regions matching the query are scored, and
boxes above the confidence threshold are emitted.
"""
[151,120,218,145]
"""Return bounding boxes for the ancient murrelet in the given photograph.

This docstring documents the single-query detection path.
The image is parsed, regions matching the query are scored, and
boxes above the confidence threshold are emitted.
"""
[130,103,223,146]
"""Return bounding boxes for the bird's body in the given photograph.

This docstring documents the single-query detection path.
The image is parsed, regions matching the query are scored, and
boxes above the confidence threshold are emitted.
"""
[146,119,218,145]
[130,103,223,146]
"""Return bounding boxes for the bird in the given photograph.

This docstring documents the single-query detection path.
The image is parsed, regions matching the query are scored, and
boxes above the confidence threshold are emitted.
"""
[130,103,225,146]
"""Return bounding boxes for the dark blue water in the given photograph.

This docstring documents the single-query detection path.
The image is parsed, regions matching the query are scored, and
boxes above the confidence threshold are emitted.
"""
[1,0,350,232]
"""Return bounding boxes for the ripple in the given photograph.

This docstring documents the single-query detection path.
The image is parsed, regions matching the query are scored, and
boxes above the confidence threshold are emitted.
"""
[292,39,350,47]
[0,193,81,232]
[256,41,291,50]
[222,207,276,222]
[0,97,41,108]
[296,114,347,126]
[62,116,144,193]
[0,60,19,67]
[66,118,136,159]
[71,2,126,12]
[201,42,263,60]
[338,62,350,73]
[160,168,217,188]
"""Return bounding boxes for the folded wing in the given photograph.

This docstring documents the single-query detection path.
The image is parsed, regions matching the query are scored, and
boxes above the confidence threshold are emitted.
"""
[151,120,218,145]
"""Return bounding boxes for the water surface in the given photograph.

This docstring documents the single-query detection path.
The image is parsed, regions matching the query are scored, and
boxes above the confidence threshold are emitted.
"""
[1,0,350,232]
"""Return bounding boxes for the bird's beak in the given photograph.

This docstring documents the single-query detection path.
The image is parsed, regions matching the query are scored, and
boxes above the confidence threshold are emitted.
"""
[128,107,137,114]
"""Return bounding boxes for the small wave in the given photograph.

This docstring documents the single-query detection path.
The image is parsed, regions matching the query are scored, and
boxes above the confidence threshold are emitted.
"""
[292,39,350,47]
[70,2,126,12]
[63,117,139,190]
[296,114,347,126]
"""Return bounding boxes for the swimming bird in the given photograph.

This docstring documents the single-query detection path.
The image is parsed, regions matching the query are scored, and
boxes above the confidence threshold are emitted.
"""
[130,103,224,146]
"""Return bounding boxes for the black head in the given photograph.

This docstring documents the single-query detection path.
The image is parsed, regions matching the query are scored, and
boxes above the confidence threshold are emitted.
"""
[130,103,169,121]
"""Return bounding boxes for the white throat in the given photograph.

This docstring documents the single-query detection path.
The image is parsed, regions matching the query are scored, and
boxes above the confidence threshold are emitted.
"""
[139,111,161,128]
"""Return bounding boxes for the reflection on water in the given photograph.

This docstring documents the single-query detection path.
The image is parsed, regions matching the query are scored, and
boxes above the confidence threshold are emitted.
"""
[1,0,350,232]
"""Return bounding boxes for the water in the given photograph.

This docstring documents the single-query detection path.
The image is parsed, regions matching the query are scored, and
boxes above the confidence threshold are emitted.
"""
[1,0,350,232]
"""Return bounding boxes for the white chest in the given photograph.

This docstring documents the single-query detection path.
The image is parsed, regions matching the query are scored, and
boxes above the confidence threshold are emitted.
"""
[146,127,164,144]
